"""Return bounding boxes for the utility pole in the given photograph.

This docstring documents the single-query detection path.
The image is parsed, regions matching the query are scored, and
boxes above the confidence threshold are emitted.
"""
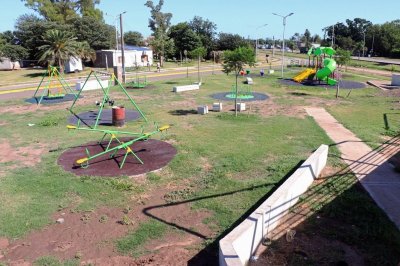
[331,24,334,47]
[272,36,275,57]
[273,12,294,78]
[119,11,127,83]
[362,29,366,57]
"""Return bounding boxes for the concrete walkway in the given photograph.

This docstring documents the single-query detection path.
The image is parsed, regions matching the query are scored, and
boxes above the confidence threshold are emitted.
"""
[306,107,400,230]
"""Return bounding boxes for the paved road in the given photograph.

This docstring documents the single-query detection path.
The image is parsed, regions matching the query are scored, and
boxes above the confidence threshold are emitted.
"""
[0,66,222,101]
[0,62,282,101]
[306,107,400,230]
[351,56,400,65]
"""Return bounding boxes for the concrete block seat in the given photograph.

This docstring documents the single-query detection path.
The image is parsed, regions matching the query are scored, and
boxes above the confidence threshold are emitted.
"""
[173,84,200,92]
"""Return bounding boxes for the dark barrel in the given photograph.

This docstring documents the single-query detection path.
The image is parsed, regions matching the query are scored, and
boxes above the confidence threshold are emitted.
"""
[112,106,125,127]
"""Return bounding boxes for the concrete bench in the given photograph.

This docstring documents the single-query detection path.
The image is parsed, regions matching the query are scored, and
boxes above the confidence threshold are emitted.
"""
[213,102,223,112]
[197,105,209,115]
[173,84,200,92]
[246,77,254,85]
[236,103,246,112]
[76,79,109,91]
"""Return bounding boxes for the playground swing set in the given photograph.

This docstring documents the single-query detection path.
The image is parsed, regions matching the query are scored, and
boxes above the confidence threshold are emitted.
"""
[293,46,338,86]
[226,84,254,100]
[127,74,148,88]
[33,66,77,105]
[68,70,148,129]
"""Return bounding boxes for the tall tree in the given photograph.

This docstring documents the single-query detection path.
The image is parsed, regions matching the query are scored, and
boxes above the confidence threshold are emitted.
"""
[189,16,217,57]
[0,44,29,69]
[14,14,72,59]
[222,46,255,116]
[145,0,172,66]
[189,46,206,83]
[302,29,311,48]
[217,33,248,51]
[124,31,144,46]
[71,16,113,50]
[169,23,201,57]
[37,29,78,72]
[22,0,103,23]
[74,40,95,62]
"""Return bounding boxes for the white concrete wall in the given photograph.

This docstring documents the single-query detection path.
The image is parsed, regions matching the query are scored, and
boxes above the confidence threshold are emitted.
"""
[173,84,200,92]
[219,144,329,266]
[0,58,21,70]
[75,79,109,91]
[64,57,83,73]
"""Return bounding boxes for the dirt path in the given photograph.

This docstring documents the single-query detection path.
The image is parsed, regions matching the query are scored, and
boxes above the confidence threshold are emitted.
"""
[0,186,213,265]
[305,107,400,229]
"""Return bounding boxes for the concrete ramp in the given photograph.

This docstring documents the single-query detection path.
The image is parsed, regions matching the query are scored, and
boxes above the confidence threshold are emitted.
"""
[306,107,400,230]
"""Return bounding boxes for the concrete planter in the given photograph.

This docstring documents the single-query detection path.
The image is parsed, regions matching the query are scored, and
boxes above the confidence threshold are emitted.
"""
[197,105,209,115]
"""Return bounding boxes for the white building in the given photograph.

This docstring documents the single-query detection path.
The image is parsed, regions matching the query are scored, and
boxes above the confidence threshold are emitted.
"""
[0,57,21,70]
[64,57,83,73]
[94,46,153,69]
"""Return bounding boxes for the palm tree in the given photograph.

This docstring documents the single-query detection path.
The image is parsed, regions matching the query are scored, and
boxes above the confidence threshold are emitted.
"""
[74,41,96,62]
[38,29,78,73]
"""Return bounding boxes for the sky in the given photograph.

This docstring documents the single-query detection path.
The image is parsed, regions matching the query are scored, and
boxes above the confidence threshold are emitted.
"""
[1,0,400,40]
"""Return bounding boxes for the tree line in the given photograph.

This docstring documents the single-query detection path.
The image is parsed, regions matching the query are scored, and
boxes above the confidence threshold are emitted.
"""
[2,0,400,71]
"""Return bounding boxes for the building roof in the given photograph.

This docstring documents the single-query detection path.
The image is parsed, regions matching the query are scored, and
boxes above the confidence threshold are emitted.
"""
[124,45,151,51]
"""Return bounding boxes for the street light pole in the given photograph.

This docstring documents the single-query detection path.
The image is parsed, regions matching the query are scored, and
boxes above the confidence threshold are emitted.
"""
[273,12,294,78]
[256,24,268,63]
[119,11,127,83]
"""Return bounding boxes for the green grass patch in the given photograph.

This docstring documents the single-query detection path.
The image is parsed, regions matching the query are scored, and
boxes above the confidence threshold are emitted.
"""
[34,256,79,266]
[116,220,168,257]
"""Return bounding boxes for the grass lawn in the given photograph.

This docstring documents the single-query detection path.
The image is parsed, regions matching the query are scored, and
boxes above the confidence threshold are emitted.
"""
[0,69,399,264]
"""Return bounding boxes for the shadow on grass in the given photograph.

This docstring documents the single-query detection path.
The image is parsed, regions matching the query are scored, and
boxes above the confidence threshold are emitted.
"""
[141,160,304,265]
[24,72,45,78]
[168,109,198,116]
[248,135,400,266]
[290,92,311,96]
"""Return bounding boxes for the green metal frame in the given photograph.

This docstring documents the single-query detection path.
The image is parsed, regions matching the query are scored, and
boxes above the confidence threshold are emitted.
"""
[33,66,76,105]
[128,74,148,88]
[67,123,170,169]
[226,84,253,99]
[69,71,148,129]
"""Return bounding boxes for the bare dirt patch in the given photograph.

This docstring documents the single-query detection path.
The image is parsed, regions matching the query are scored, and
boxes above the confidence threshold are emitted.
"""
[0,140,46,175]
[1,184,213,265]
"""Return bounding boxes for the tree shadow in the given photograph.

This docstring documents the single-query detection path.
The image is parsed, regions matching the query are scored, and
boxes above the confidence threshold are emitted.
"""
[290,92,310,96]
[168,109,198,116]
[24,72,45,78]
[140,159,304,265]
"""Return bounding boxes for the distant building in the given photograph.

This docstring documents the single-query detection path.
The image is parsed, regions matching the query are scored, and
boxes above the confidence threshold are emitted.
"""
[0,57,21,70]
[298,43,321,53]
[64,57,83,73]
[94,46,153,68]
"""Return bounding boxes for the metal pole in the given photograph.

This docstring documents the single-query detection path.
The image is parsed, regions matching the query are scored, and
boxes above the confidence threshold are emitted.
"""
[371,34,375,56]
[119,12,126,83]
[255,39,258,62]
[273,13,293,78]
[115,20,118,50]
[331,24,334,47]
[282,17,286,78]
[363,31,366,57]
[272,36,275,57]
[212,51,215,75]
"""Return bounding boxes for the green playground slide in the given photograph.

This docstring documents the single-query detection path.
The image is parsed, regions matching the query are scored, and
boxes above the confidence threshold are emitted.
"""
[316,57,337,85]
